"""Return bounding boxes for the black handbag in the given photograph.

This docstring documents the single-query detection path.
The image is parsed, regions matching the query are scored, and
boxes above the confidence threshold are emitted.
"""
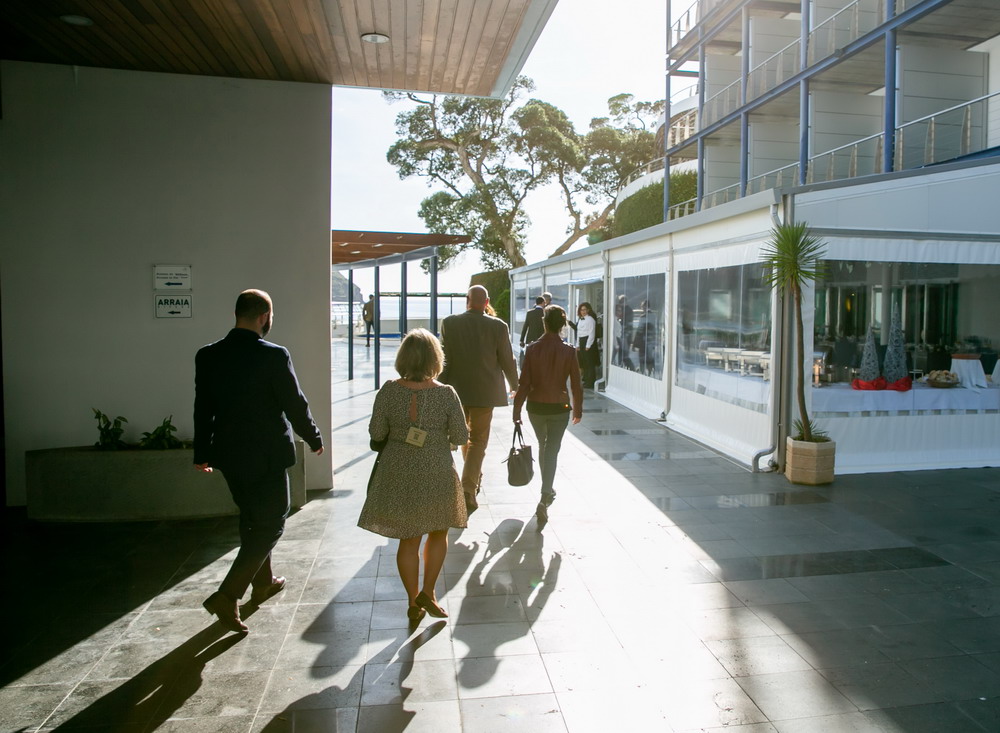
[504,424,534,486]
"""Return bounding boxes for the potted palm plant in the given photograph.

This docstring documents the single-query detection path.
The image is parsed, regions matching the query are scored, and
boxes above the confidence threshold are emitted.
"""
[761,221,835,484]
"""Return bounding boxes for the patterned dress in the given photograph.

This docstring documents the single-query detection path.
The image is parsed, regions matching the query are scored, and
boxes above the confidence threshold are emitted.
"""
[358,380,470,539]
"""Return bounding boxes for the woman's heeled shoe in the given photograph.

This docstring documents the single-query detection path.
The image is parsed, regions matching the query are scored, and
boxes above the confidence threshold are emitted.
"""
[415,591,448,618]
[407,605,426,624]
[535,502,549,530]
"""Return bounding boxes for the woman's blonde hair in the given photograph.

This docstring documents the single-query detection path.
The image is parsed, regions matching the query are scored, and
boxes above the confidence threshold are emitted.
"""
[395,328,444,381]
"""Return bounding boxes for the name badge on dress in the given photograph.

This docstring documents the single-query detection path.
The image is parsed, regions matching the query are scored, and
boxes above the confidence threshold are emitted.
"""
[405,426,428,447]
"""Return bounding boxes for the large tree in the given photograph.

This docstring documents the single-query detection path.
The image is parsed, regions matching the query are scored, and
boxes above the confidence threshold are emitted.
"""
[546,93,663,258]
[385,78,662,269]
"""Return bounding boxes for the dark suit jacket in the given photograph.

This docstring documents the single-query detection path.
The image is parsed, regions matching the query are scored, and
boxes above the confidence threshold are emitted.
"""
[194,328,323,472]
[440,310,518,408]
[520,306,544,345]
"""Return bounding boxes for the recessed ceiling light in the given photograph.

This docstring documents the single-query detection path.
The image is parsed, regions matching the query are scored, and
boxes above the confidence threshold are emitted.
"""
[60,14,94,26]
[361,32,389,44]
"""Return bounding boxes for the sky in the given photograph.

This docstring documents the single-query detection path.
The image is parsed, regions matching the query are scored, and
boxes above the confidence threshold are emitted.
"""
[331,0,683,296]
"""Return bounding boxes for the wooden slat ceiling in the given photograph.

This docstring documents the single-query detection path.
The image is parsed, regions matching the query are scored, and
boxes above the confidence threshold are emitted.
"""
[1,0,558,97]
[331,230,471,265]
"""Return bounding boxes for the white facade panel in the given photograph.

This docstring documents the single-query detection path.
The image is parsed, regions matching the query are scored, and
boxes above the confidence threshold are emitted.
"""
[0,61,334,503]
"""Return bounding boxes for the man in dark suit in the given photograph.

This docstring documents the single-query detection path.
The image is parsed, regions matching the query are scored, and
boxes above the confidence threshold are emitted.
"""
[194,289,324,632]
[520,296,545,349]
[440,285,518,512]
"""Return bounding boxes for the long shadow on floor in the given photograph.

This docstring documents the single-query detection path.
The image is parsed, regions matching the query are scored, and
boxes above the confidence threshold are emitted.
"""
[0,511,241,692]
[453,518,561,690]
[48,625,242,730]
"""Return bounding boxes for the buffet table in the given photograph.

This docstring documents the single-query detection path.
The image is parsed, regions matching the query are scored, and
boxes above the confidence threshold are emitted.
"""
[812,381,1000,414]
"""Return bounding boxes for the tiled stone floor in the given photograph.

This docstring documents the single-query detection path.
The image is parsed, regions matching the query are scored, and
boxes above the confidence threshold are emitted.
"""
[4,339,1000,731]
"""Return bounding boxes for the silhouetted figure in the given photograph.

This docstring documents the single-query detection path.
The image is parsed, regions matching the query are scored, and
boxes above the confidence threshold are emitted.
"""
[194,289,324,633]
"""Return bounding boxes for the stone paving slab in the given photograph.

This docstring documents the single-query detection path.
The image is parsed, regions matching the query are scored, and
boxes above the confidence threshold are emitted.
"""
[2,339,1000,731]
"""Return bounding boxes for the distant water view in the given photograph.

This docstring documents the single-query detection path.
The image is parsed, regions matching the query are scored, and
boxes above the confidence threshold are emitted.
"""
[331,294,468,336]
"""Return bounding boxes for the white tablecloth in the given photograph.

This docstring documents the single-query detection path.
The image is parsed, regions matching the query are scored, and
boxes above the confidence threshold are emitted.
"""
[812,382,1000,413]
[951,358,988,389]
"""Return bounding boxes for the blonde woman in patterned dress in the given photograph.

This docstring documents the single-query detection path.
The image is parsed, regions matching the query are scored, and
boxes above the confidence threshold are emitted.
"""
[358,328,470,623]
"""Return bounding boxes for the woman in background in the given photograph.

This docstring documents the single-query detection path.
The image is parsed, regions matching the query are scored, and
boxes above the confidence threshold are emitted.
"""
[358,329,469,624]
[513,305,584,529]
[575,302,598,389]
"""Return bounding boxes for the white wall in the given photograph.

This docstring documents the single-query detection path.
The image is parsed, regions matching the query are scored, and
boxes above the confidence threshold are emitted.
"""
[898,45,986,123]
[811,90,883,156]
[0,62,334,504]
[970,35,1000,147]
[749,121,799,177]
[750,17,799,69]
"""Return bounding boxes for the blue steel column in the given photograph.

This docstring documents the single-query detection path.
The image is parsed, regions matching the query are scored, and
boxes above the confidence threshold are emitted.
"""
[799,80,809,185]
[373,264,380,388]
[347,269,354,381]
[429,252,439,335]
[798,0,810,185]
[883,13,897,174]
[696,43,706,211]
[399,261,408,336]
[662,0,672,223]
[739,5,750,196]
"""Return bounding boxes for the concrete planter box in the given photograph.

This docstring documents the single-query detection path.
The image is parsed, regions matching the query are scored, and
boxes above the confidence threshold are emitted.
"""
[785,436,836,485]
[26,443,306,522]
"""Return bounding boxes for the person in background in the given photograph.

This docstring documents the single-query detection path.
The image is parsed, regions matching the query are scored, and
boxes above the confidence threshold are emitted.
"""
[513,305,583,530]
[440,285,519,513]
[632,299,655,375]
[362,294,375,347]
[194,289,324,633]
[575,302,598,389]
[358,329,469,624]
[520,296,546,348]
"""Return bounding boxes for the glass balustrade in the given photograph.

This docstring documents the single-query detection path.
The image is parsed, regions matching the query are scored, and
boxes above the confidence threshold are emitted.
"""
[703,78,741,126]
[747,39,801,101]
[746,162,800,194]
[808,133,884,183]
[895,92,1000,170]
[669,198,698,220]
[808,0,884,65]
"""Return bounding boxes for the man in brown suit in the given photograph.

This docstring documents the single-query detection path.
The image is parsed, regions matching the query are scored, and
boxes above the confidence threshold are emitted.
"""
[440,285,519,511]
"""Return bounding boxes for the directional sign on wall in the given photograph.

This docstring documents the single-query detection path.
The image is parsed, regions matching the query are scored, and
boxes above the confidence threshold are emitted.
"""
[154,264,192,290]
[155,293,192,318]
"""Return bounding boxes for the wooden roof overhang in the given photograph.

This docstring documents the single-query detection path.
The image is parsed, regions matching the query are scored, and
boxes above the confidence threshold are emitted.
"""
[331,230,471,269]
[1,0,559,98]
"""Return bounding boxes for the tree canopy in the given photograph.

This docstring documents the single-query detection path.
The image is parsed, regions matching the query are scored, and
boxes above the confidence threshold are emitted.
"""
[384,78,663,270]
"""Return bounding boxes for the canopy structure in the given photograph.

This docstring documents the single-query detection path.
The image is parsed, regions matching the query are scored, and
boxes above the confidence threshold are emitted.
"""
[331,230,470,268]
[332,230,472,385]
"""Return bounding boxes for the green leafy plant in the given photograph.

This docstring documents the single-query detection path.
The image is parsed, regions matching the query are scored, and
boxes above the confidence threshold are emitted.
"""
[761,221,830,443]
[93,408,128,450]
[139,415,184,450]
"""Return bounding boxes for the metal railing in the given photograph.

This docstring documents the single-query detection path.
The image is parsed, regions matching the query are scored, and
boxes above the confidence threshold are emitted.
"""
[748,39,801,101]
[808,0,884,65]
[895,91,1000,170]
[696,90,1000,210]
[703,78,741,127]
[702,182,740,209]
[668,109,699,148]
[671,0,728,47]
[620,157,667,190]
[747,162,800,194]
[669,197,698,220]
[808,133,884,183]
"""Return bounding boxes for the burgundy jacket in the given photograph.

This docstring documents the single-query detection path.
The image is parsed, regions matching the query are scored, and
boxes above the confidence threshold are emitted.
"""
[512,333,583,422]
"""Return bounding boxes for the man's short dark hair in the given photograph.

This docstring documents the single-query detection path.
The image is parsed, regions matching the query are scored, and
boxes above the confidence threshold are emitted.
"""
[543,305,567,333]
[534,296,546,305]
[235,289,272,320]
